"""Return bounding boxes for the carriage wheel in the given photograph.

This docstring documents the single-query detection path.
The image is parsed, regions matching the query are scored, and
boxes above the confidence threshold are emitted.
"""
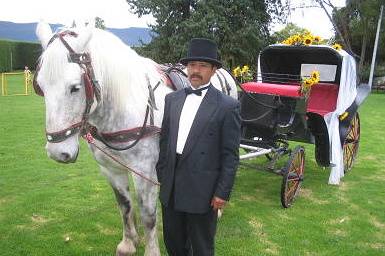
[280,146,305,208]
[343,113,360,173]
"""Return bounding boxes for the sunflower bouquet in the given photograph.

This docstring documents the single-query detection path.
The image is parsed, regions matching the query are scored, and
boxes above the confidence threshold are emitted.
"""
[281,30,322,46]
[281,31,343,52]
[232,65,253,83]
[300,70,320,97]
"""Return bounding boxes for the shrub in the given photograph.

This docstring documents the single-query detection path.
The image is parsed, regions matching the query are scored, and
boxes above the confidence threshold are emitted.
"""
[0,39,41,72]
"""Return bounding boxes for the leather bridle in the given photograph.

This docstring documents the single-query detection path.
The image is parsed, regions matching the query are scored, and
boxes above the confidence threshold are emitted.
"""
[34,31,101,143]
[34,31,160,150]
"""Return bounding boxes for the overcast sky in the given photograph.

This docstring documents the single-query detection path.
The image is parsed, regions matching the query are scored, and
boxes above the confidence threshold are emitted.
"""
[0,0,345,39]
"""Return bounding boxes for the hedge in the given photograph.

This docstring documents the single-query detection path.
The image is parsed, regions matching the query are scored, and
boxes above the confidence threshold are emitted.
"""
[0,39,41,72]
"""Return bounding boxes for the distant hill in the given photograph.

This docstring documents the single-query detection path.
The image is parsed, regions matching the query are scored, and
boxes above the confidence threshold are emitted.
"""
[0,21,152,46]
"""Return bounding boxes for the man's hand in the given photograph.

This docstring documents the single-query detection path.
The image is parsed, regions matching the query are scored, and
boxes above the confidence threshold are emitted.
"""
[210,196,226,211]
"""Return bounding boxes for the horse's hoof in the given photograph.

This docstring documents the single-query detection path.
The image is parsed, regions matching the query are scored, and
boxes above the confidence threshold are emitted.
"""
[144,248,160,256]
[116,240,136,256]
[144,242,160,256]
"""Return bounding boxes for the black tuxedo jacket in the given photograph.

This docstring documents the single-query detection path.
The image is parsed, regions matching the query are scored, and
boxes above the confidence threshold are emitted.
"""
[156,85,241,214]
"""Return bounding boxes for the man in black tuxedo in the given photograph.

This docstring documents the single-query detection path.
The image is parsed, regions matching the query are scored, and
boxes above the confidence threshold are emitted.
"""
[156,38,241,256]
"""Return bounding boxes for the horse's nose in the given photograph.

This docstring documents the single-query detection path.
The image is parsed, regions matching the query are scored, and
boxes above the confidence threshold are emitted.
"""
[46,144,79,163]
[60,152,71,162]
[57,149,78,163]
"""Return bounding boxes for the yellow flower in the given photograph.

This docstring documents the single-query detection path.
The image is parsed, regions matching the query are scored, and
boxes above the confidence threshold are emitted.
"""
[241,65,250,74]
[303,78,314,88]
[233,65,253,82]
[232,66,241,78]
[241,65,253,81]
[300,70,319,97]
[284,38,293,45]
[291,35,301,44]
[282,32,324,47]
[310,71,320,82]
[332,43,342,51]
[303,36,313,46]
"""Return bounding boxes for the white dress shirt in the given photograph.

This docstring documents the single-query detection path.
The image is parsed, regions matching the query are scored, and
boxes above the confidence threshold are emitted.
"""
[176,83,210,154]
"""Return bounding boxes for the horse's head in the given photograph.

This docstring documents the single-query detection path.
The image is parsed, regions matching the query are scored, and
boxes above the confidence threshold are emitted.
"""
[35,21,95,163]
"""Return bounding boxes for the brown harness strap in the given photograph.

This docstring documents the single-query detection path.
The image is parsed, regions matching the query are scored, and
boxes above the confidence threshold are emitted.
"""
[45,122,82,143]
[89,125,161,144]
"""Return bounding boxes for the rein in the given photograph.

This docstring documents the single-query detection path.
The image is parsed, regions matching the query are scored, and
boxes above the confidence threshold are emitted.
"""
[83,133,160,186]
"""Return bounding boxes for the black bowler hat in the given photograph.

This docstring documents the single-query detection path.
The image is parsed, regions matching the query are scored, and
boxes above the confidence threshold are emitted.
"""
[180,38,222,68]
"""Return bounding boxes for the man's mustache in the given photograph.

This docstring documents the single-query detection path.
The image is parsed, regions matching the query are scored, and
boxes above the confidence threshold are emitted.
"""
[190,74,203,79]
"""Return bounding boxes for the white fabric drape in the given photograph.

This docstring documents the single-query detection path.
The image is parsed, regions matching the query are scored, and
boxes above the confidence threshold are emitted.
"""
[324,50,357,185]
[257,55,262,82]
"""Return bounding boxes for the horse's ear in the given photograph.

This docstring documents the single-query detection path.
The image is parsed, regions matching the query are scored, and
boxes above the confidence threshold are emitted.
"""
[73,27,93,53]
[36,21,53,50]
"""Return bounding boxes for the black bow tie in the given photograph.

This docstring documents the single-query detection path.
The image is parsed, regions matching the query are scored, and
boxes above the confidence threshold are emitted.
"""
[184,85,210,96]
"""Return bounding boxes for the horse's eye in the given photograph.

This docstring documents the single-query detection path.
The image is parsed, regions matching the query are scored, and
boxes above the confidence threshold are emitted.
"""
[70,85,81,94]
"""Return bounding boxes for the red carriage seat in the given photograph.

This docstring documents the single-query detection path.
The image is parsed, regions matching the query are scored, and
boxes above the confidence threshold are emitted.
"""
[241,82,339,116]
[242,82,302,98]
[307,83,339,116]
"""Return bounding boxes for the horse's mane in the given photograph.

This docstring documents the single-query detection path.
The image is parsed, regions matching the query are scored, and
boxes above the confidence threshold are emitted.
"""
[39,27,164,113]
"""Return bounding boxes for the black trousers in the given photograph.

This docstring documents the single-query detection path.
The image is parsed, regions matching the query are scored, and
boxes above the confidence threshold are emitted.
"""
[162,154,218,256]
[162,204,218,256]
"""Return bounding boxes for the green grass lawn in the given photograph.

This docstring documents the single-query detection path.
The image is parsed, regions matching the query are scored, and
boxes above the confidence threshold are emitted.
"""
[0,91,384,256]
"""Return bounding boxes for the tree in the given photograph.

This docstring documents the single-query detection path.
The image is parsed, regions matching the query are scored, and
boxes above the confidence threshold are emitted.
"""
[270,22,308,43]
[95,17,106,30]
[294,0,384,79]
[341,1,385,76]
[321,0,385,78]
[126,0,288,68]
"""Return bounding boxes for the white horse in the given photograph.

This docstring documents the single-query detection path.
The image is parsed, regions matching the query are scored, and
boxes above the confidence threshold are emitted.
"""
[35,21,237,256]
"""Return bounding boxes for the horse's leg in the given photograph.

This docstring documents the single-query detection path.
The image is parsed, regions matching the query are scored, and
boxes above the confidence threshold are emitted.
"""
[100,166,139,256]
[133,174,160,256]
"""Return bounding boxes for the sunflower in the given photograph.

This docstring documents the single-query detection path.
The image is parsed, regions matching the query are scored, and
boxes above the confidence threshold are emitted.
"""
[232,66,241,78]
[313,36,321,43]
[303,36,313,46]
[291,35,301,45]
[282,39,292,45]
[332,43,342,51]
[303,78,314,88]
[241,65,250,74]
[300,69,320,97]
[311,71,320,82]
